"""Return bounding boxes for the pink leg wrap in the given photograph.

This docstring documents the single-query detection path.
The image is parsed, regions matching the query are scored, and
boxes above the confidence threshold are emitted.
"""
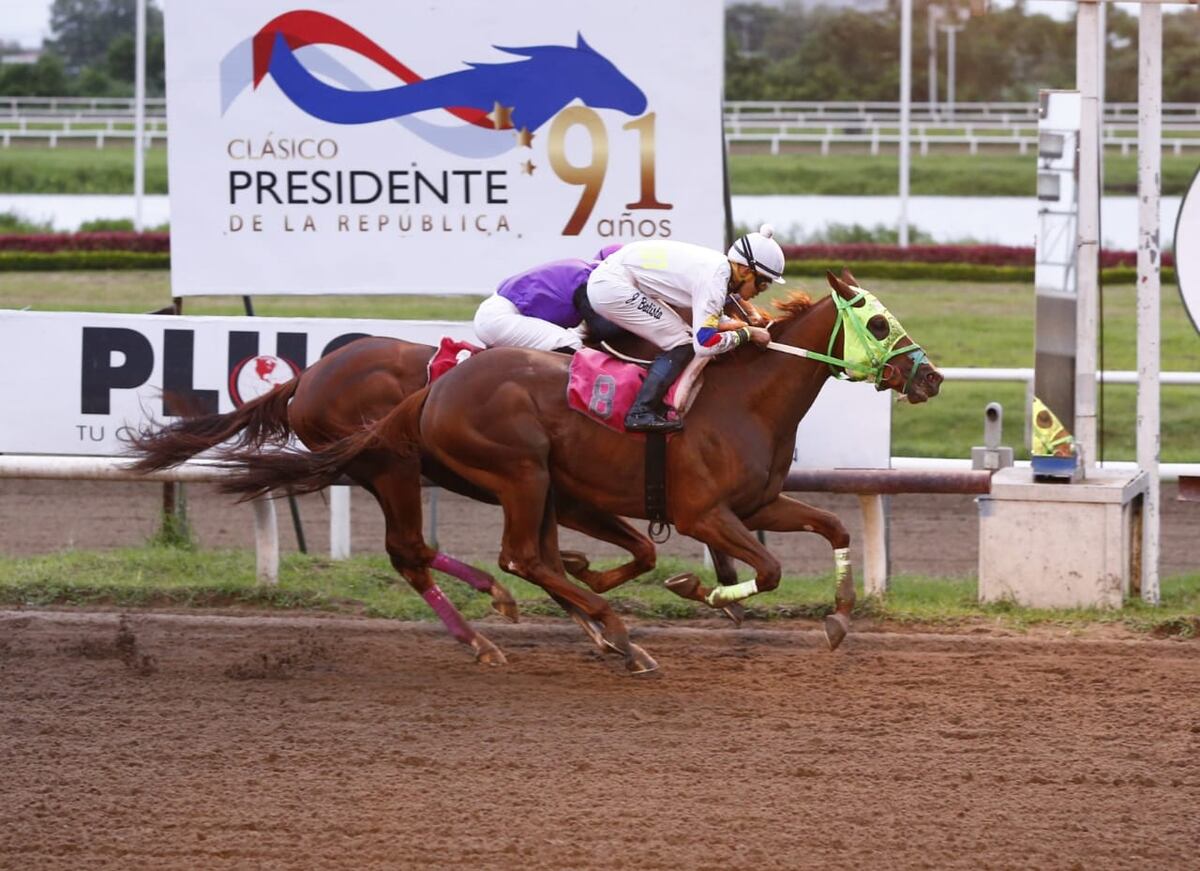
[431,552,493,592]
[422,585,474,644]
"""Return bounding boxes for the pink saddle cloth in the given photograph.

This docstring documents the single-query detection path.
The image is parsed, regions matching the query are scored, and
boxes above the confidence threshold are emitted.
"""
[567,349,683,433]
[427,337,485,384]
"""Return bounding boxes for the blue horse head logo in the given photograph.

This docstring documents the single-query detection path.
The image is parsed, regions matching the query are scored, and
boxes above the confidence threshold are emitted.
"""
[255,15,648,133]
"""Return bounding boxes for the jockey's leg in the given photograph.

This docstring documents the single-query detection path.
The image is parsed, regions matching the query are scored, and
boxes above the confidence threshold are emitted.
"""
[624,344,694,433]
[473,293,582,351]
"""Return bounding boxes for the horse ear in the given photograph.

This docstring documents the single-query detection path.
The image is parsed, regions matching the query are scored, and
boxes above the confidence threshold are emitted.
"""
[576,31,597,53]
[841,267,859,288]
[826,270,852,299]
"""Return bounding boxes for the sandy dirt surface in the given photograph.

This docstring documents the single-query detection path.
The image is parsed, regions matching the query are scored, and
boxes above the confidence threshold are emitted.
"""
[2,479,1199,578]
[1,610,1197,870]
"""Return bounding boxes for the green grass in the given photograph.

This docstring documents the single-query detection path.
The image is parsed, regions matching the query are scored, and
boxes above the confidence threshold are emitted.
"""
[0,144,169,194]
[2,272,1197,461]
[1,548,1195,635]
[1,144,1197,197]
[729,151,1200,197]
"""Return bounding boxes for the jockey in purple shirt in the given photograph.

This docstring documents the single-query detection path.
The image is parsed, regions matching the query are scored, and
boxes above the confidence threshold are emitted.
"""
[473,245,623,353]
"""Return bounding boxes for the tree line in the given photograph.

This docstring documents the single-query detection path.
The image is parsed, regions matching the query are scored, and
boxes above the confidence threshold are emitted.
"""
[3,1,1199,103]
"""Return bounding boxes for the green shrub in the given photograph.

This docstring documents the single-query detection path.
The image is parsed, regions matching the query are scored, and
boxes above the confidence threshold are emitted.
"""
[0,251,170,271]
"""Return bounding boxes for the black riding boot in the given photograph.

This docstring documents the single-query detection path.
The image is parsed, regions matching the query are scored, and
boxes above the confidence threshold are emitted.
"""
[624,345,693,433]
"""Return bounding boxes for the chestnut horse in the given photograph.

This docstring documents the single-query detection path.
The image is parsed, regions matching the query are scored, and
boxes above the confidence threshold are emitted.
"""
[210,271,942,673]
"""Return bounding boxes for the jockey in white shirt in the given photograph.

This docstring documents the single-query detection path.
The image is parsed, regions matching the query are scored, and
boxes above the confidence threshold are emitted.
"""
[585,225,785,433]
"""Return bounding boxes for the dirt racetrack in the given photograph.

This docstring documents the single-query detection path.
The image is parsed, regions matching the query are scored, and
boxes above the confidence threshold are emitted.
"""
[2,609,1198,870]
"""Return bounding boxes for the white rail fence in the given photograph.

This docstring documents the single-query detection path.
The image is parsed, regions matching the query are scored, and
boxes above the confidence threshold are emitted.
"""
[4,98,1200,155]
[1,366,1196,590]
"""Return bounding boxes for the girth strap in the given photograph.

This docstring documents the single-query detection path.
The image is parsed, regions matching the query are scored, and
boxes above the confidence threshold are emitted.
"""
[645,432,670,543]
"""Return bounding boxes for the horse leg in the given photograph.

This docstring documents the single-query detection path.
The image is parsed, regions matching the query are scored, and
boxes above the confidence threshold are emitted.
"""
[742,494,854,651]
[430,551,519,623]
[555,502,656,593]
[360,462,506,664]
[673,504,784,614]
[661,544,746,626]
[492,472,655,674]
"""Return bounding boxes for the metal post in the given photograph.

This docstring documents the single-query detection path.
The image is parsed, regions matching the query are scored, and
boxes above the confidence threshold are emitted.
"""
[133,0,146,232]
[329,485,351,560]
[1137,2,1162,603]
[252,494,280,585]
[1075,0,1102,468]
[945,26,959,119]
[898,0,913,248]
[927,4,939,114]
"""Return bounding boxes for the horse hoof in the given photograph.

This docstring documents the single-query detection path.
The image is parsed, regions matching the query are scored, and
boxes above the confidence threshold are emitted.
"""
[625,643,659,675]
[824,612,850,651]
[472,636,507,666]
[663,572,700,599]
[561,550,591,578]
[720,603,745,626]
[489,593,521,623]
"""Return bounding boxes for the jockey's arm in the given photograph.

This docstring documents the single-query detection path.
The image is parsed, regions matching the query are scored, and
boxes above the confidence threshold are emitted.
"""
[693,287,752,358]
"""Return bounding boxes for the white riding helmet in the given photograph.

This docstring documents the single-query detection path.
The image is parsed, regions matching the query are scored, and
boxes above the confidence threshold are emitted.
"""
[727,223,786,284]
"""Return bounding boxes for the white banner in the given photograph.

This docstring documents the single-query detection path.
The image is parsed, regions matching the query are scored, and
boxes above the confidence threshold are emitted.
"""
[165,0,725,296]
[0,310,889,467]
[0,310,475,456]
[1177,168,1200,336]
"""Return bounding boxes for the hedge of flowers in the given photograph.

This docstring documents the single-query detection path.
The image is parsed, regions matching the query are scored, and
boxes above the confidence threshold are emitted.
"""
[0,232,170,253]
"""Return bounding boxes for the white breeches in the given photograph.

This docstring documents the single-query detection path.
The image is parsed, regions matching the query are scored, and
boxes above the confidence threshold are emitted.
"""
[586,268,691,351]
[473,294,582,351]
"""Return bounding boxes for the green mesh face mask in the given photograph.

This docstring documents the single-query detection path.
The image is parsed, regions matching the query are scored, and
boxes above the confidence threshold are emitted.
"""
[828,287,930,389]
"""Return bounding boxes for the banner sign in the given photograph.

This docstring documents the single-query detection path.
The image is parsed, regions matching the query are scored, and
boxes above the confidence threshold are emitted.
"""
[0,311,889,467]
[1176,167,1200,336]
[164,0,725,296]
[0,310,474,456]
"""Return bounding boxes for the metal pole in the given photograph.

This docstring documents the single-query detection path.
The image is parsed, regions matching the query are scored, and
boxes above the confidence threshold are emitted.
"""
[1075,0,1101,468]
[899,0,912,248]
[946,26,957,119]
[927,5,938,114]
[133,0,146,232]
[1137,2,1162,603]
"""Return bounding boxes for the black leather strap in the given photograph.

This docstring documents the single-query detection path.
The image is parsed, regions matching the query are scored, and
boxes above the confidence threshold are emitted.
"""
[645,432,670,542]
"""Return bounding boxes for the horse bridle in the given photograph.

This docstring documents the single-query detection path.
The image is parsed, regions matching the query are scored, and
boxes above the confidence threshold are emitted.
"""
[758,289,930,394]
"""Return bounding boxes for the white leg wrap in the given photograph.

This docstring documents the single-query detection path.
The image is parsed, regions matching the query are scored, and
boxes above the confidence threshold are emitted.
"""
[705,578,758,606]
[834,547,851,582]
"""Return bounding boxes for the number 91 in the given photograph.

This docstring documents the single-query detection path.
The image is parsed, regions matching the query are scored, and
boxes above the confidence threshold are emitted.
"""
[547,107,672,236]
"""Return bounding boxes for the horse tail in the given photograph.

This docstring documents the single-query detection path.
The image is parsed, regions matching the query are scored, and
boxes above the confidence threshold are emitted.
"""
[214,385,431,501]
[124,380,300,474]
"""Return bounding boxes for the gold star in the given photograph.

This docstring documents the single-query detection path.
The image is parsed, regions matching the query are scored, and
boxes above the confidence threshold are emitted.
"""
[515,126,534,148]
[486,101,514,130]
[520,160,536,176]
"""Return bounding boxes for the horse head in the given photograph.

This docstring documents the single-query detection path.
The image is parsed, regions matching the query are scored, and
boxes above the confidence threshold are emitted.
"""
[491,33,647,127]
[824,269,943,404]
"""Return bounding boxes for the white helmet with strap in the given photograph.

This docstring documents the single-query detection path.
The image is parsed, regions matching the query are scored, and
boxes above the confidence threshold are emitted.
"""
[728,223,786,284]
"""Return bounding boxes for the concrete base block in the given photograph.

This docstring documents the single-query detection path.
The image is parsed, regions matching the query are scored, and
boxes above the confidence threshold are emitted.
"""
[978,467,1147,608]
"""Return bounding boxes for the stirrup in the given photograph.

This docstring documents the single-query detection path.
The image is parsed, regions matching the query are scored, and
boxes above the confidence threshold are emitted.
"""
[624,410,682,433]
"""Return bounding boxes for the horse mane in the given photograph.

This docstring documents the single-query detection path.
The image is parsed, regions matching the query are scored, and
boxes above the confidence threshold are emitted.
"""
[769,291,814,322]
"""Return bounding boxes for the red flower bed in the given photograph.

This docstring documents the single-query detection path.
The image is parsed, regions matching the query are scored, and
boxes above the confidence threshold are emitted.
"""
[0,232,170,253]
[781,243,1173,270]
